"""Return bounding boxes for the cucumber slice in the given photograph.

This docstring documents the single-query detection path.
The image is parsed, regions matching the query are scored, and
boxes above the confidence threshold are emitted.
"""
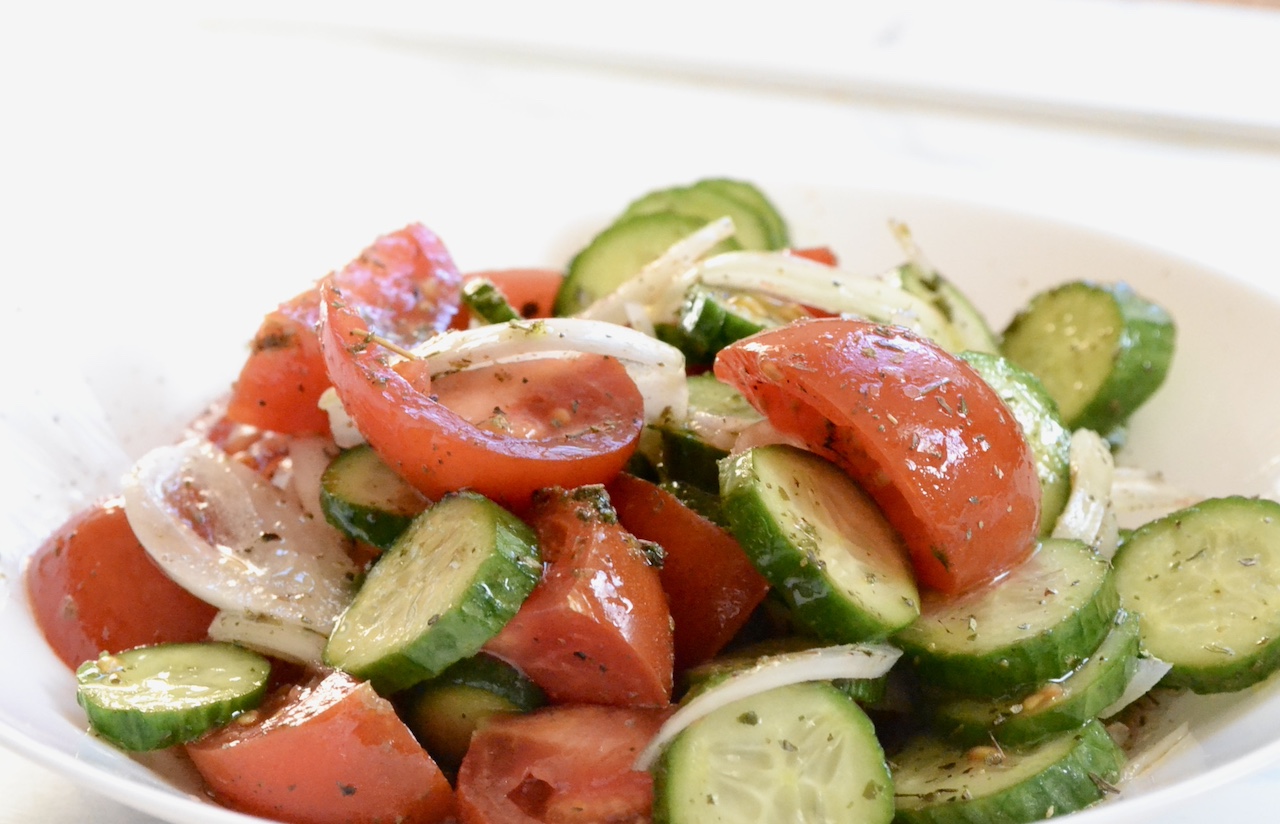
[655,373,764,494]
[933,609,1140,747]
[720,444,921,643]
[75,642,271,752]
[1112,495,1280,693]
[652,682,893,824]
[622,181,776,252]
[399,652,545,773]
[960,351,1073,536]
[319,444,429,551]
[697,178,790,249]
[895,261,1001,355]
[324,492,542,695]
[894,539,1119,697]
[461,277,521,324]
[660,285,810,366]
[555,211,740,316]
[891,719,1125,824]
[1000,281,1175,436]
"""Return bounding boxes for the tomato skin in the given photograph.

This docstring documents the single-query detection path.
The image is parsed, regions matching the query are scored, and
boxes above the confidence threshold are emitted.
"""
[226,223,464,435]
[484,486,673,707]
[715,318,1041,595]
[786,246,839,266]
[25,498,219,670]
[187,669,455,824]
[455,704,668,824]
[452,268,565,328]
[319,280,643,510]
[606,474,770,672]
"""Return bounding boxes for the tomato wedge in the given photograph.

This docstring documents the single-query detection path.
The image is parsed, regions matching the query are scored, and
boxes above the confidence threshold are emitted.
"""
[455,704,668,824]
[484,486,673,707]
[226,223,464,435]
[318,281,643,509]
[25,497,218,670]
[187,669,455,824]
[715,318,1041,595]
[452,268,565,328]
[606,473,770,672]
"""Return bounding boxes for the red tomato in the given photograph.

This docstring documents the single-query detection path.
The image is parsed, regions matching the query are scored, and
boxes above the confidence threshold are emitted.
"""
[606,474,770,672]
[455,704,667,824]
[318,279,643,510]
[787,246,839,266]
[25,498,218,670]
[714,317,1041,595]
[484,486,673,707]
[452,268,565,328]
[226,223,464,435]
[187,669,455,824]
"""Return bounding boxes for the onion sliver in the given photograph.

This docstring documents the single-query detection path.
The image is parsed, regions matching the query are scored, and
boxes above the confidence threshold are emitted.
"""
[208,610,329,666]
[122,438,358,635]
[1052,428,1119,558]
[665,251,965,351]
[1100,656,1174,720]
[575,216,735,326]
[412,317,689,424]
[633,643,901,771]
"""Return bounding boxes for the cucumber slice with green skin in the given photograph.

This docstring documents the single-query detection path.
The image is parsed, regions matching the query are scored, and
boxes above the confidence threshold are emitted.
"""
[696,178,790,249]
[654,373,763,494]
[461,277,521,324]
[399,652,545,773]
[891,719,1125,824]
[999,280,1175,436]
[894,539,1119,697]
[653,682,894,824]
[324,492,542,695]
[661,285,811,366]
[659,480,729,528]
[933,609,1140,748]
[960,351,1072,537]
[622,181,775,252]
[895,261,1001,355]
[555,211,741,316]
[720,444,921,643]
[319,445,430,551]
[1112,495,1280,693]
[76,643,271,752]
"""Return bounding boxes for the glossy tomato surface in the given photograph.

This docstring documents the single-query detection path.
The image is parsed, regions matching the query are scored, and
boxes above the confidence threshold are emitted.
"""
[715,317,1041,594]
[484,486,673,707]
[319,280,643,510]
[25,497,218,669]
[606,473,770,672]
[186,669,454,824]
[455,704,668,824]
[226,223,463,435]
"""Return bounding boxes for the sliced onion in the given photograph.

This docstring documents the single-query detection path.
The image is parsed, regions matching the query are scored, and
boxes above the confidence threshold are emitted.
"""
[575,216,735,326]
[1110,466,1201,530]
[633,643,901,771]
[122,438,358,635]
[1100,655,1174,720]
[658,251,965,351]
[726,418,810,456]
[1121,721,1192,783]
[207,610,329,666]
[1052,428,1119,558]
[283,434,341,524]
[411,317,688,425]
[319,387,364,449]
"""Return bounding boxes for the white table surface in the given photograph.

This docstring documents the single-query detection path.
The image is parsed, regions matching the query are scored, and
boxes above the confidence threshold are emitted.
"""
[4,1,1280,821]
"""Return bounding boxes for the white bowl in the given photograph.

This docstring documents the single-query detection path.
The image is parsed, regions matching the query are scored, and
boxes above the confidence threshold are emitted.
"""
[3,185,1279,824]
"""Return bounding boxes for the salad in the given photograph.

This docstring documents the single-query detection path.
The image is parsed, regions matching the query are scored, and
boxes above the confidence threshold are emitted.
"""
[20,178,1280,824]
